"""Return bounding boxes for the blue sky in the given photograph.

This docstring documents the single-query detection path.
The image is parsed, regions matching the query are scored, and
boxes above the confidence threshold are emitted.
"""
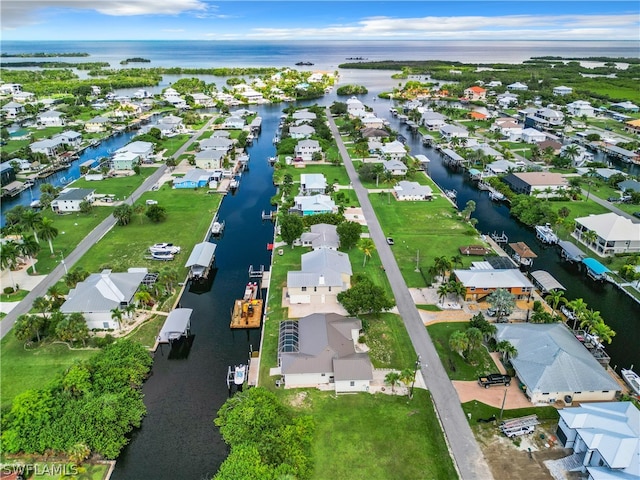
[2,1,639,41]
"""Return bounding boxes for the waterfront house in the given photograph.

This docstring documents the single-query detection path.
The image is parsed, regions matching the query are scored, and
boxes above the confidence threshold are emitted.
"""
[291,194,337,216]
[393,180,433,200]
[1,101,25,119]
[553,85,573,96]
[503,172,568,197]
[85,116,110,133]
[0,162,16,186]
[495,323,620,404]
[52,130,82,148]
[383,159,408,176]
[556,402,639,479]
[609,101,639,113]
[463,86,487,101]
[574,212,640,256]
[617,179,640,194]
[115,141,154,161]
[29,138,62,157]
[51,188,95,213]
[300,173,327,195]
[485,160,519,175]
[287,249,352,305]
[289,124,315,139]
[292,109,317,122]
[163,87,184,105]
[496,92,519,108]
[360,115,385,129]
[157,114,184,136]
[223,116,245,129]
[538,139,563,155]
[194,150,225,170]
[37,110,65,127]
[346,96,366,117]
[566,100,596,117]
[278,313,373,393]
[507,82,528,91]
[0,83,22,95]
[453,268,534,301]
[379,141,407,161]
[60,269,147,330]
[13,91,35,103]
[299,223,339,250]
[294,139,322,161]
[521,128,547,143]
[440,124,469,141]
[191,93,214,107]
[173,169,214,189]
[421,111,447,130]
[199,137,234,152]
[111,151,140,171]
[474,143,504,161]
[559,144,593,166]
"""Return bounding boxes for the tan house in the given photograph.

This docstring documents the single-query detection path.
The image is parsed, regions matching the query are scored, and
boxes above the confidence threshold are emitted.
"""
[463,86,487,101]
[286,249,352,305]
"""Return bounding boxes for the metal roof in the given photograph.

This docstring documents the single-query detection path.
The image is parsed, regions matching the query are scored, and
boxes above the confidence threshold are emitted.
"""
[530,270,565,293]
[185,242,217,268]
[158,308,192,343]
[558,241,586,261]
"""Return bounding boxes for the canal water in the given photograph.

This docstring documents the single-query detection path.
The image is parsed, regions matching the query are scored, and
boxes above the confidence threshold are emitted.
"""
[111,104,279,480]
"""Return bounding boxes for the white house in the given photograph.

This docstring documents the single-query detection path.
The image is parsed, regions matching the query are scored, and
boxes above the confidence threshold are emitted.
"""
[574,212,640,256]
[530,107,565,127]
[439,124,469,141]
[13,91,35,103]
[223,116,245,129]
[0,83,22,95]
[485,160,519,175]
[29,138,62,157]
[287,249,352,305]
[299,223,339,250]
[294,139,322,161]
[495,323,621,404]
[52,130,82,148]
[194,150,225,170]
[199,137,233,152]
[37,110,65,127]
[292,109,316,121]
[278,313,373,393]
[496,92,519,108]
[553,85,573,96]
[567,100,596,117]
[115,141,154,161]
[346,96,366,117]
[521,128,547,143]
[393,181,433,200]
[85,116,110,133]
[493,118,523,141]
[289,124,315,139]
[556,402,639,480]
[163,87,183,104]
[191,93,214,107]
[380,141,406,161]
[60,269,147,330]
[157,114,184,136]
[360,115,385,129]
[382,159,408,176]
[507,82,529,91]
[292,194,337,216]
[300,173,327,195]
[111,151,140,170]
[1,101,25,119]
[51,188,95,213]
[421,111,447,130]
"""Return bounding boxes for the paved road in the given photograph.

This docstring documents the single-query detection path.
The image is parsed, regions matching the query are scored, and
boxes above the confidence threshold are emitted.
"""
[326,109,494,480]
[1,117,216,339]
[581,188,640,222]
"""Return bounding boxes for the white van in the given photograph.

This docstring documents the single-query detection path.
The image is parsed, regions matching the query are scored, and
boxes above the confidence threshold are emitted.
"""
[504,425,535,438]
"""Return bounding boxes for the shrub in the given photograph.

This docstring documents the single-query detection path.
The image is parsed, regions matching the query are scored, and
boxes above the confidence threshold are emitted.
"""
[4,286,15,294]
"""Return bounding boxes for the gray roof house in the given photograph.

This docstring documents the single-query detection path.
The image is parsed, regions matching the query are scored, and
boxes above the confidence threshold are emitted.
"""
[617,179,640,193]
[51,188,95,213]
[195,150,225,170]
[383,159,408,176]
[556,402,639,480]
[287,249,352,305]
[60,269,147,330]
[393,180,433,201]
[300,173,327,195]
[278,313,373,393]
[495,323,620,404]
[299,223,339,250]
[289,124,315,139]
[199,137,234,152]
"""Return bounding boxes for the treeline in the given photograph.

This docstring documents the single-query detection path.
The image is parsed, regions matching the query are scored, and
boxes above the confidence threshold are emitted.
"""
[1,52,89,57]
[531,56,640,64]
[0,340,152,460]
[1,61,109,69]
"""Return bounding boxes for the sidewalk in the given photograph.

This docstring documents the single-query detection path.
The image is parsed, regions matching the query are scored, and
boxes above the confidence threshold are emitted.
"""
[1,262,48,314]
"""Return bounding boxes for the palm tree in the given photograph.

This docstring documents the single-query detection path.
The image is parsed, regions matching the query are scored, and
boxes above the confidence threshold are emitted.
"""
[110,307,123,330]
[562,144,580,166]
[18,235,40,274]
[384,371,401,393]
[0,240,19,289]
[448,280,466,304]
[124,302,137,321]
[580,309,604,335]
[496,340,518,363]
[46,284,65,308]
[20,209,43,244]
[32,296,51,321]
[591,321,616,345]
[567,298,588,330]
[37,217,59,255]
[134,290,152,308]
[545,289,567,319]
[450,254,464,269]
[133,202,145,224]
[434,255,453,281]
[449,331,469,358]
[357,238,376,267]
[582,230,598,250]
[437,284,449,305]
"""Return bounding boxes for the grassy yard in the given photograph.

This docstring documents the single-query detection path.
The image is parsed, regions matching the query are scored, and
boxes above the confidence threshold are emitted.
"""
[369,192,483,287]
[0,334,98,408]
[125,315,166,349]
[427,322,496,381]
[296,389,457,480]
[0,289,30,304]
[461,400,559,425]
[274,162,352,186]
[71,168,156,199]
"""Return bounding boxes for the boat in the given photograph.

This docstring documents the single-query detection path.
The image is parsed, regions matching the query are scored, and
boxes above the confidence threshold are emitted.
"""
[151,251,174,261]
[211,220,225,236]
[149,243,181,254]
[444,189,457,199]
[234,365,246,385]
[621,368,640,396]
[295,61,314,66]
[30,199,41,209]
[230,282,263,329]
[489,190,505,202]
[229,178,239,191]
[267,156,277,165]
[509,242,537,268]
[535,223,559,245]
[345,57,368,61]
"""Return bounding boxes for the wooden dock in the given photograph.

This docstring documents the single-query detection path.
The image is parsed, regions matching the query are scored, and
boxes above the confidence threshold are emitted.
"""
[247,351,260,387]
[230,298,263,329]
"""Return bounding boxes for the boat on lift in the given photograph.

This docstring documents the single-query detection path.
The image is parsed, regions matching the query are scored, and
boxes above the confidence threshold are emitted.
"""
[535,223,559,245]
[234,365,246,386]
[621,368,640,396]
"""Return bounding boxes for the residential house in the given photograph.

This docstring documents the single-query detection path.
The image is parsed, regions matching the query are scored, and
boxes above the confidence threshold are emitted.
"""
[493,118,523,141]
[300,173,327,195]
[294,139,322,161]
[440,124,469,141]
[0,162,16,186]
[362,127,388,139]
[199,137,234,152]
[382,159,408,176]
[538,139,564,156]
[37,110,65,127]
[289,125,315,139]
[393,180,433,200]
[194,150,225,170]
[1,102,25,119]
[496,92,519,108]
[573,212,640,256]
[292,109,317,122]
[485,160,519,175]
[191,93,214,107]
[346,96,366,117]
[292,194,337,216]
[495,323,620,404]
[507,82,529,91]
[223,116,245,129]
[521,128,547,143]
[421,111,447,130]
[287,249,352,304]
[617,179,640,194]
[278,313,373,393]
[474,143,504,161]
[157,114,184,137]
[111,151,140,170]
[85,116,110,133]
[559,144,593,166]
[503,172,569,197]
[51,188,95,213]
[115,141,154,161]
[60,269,147,330]
[463,86,487,101]
[379,141,407,161]
[29,138,62,157]
[526,108,565,129]
[609,101,639,113]
[624,118,640,134]
[163,87,184,105]
[360,115,385,129]
[556,402,639,480]
[173,169,214,189]
[486,81,502,88]
[13,91,35,103]
[132,89,152,99]
[211,130,231,139]
[233,84,264,103]
[566,100,596,117]
[53,130,82,148]
[553,85,573,96]
[299,223,339,250]
[453,268,534,301]
[0,83,22,95]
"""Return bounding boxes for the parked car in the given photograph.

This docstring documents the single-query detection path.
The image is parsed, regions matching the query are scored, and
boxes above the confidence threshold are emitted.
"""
[504,425,535,438]
[633,212,640,219]
[386,237,394,245]
[607,197,620,203]
[478,373,511,388]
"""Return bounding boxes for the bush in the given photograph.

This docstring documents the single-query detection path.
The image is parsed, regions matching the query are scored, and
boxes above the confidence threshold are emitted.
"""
[4,286,15,294]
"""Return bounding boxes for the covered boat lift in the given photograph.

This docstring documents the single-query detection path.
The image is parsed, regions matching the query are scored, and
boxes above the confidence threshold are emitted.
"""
[558,240,586,263]
[185,242,217,280]
[582,258,610,281]
[508,242,537,268]
[158,308,193,344]
[529,270,565,294]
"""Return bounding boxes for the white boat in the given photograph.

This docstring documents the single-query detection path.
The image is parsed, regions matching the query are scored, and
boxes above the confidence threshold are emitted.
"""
[149,243,181,254]
[621,368,640,396]
[30,199,41,208]
[234,365,246,385]
[211,221,225,236]
[535,223,559,245]
[151,251,174,261]
[444,189,457,199]
[489,190,505,202]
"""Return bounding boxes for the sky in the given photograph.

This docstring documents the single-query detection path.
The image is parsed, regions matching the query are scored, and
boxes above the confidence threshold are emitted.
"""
[1,1,639,41]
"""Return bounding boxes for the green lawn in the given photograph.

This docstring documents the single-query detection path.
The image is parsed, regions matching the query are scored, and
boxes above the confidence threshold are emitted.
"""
[274,162,352,186]
[125,315,166,349]
[302,389,457,480]
[427,322,496,381]
[71,168,157,199]
[362,312,416,369]
[461,400,559,425]
[0,334,98,408]
[0,289,30,304]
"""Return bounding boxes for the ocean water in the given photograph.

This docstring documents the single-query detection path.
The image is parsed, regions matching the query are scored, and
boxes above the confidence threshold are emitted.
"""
[2,40,639,70]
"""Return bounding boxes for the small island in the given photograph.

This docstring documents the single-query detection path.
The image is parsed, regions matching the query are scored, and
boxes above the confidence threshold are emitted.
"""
[336,84,369,95]
[120,57,151,65]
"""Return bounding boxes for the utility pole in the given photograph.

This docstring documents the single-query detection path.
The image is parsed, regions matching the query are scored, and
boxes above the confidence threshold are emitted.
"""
[409,354,421,399]
[415,249,420,273]
[499,387,508,421]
